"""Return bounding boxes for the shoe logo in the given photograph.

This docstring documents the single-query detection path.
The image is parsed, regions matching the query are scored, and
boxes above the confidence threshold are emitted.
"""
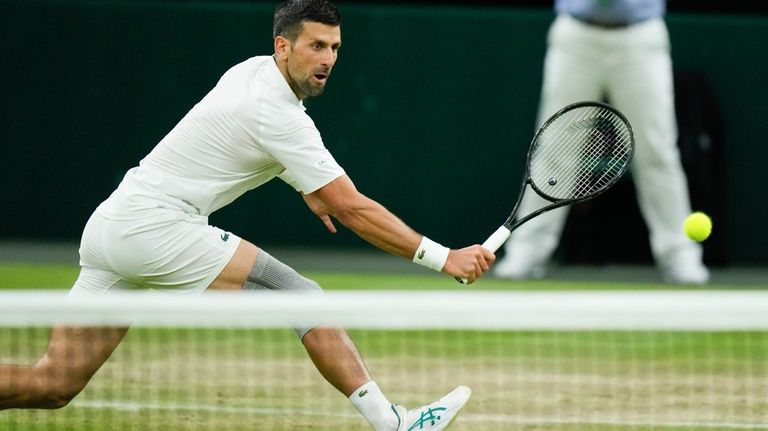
[358,389,369,398]
[408,407,447,430]
[221,232,230,242]
[417,249,426,260]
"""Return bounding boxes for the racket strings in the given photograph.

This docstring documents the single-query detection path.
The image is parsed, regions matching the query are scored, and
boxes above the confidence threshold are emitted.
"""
[537,128,625,198]
[546,126,629,198]
[530,106,632,200]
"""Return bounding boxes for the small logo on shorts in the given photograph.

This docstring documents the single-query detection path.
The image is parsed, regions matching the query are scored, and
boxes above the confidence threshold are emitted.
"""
[221,232,230,242]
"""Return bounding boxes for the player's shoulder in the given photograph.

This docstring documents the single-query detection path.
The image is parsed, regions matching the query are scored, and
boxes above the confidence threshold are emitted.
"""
[237,55,273,71]
[225,56,298,105]
[217,56,314,133]
[219,55,273,83]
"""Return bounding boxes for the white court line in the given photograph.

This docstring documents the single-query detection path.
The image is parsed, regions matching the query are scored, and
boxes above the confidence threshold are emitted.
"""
[72,399,768,430]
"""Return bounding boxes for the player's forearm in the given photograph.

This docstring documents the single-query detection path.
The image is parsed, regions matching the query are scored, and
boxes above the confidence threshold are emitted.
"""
[333,197,421,259]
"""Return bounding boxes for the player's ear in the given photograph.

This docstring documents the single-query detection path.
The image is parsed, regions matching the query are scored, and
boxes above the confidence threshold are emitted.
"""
[274,36,291,60]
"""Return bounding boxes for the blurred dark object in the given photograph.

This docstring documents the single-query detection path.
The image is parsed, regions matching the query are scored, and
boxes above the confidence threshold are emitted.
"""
[560,69,727,267]
[674,69,727,266]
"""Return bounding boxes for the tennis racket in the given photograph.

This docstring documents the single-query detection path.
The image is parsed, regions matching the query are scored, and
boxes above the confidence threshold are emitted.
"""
[458,101,635,284]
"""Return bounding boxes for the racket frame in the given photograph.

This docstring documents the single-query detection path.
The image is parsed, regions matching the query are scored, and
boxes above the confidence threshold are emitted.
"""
[503,100,635,232]
[457,101,634,283]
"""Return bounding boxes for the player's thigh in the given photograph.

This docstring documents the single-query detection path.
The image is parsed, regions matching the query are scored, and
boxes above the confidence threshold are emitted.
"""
[207,239,259,291]
[70,265,136,296]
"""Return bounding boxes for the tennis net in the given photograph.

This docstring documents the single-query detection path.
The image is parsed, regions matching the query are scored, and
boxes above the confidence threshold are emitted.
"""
[1,290,767,430]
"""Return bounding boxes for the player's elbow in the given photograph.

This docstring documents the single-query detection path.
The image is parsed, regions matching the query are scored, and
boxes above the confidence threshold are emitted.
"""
[325,192,371,231]
[333,205,367,231]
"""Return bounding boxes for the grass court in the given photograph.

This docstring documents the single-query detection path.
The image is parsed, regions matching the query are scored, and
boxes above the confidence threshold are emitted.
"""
[1,263,766,430]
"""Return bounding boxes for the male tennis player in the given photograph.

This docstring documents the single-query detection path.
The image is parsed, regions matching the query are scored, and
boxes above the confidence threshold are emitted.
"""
[0,1,493,430]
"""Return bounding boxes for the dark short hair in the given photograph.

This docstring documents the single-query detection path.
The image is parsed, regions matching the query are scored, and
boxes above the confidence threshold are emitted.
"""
[273,0,341,40]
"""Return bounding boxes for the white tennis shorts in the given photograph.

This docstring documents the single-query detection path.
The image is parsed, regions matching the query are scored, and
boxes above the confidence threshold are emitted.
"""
[70,209,240,296]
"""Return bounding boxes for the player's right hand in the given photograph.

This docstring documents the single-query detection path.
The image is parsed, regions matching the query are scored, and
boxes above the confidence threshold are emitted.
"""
[442,245,495,284]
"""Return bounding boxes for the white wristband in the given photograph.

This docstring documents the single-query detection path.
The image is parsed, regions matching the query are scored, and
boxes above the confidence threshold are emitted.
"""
[412,236,450,272]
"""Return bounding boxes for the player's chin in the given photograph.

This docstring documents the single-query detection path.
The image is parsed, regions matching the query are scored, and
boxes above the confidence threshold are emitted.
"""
[303,81,326,98]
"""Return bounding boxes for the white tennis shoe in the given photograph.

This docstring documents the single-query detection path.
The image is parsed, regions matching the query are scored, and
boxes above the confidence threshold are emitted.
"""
[493,247,548,280]
[659,247,710,285]
[392,386,471,431]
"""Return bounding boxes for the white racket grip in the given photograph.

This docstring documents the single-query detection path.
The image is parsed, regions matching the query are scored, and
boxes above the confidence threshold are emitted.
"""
[457,226,511,284]
[481,226,512,253]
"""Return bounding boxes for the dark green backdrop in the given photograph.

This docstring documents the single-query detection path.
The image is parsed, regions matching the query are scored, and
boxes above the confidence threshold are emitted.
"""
[1,1,767,264]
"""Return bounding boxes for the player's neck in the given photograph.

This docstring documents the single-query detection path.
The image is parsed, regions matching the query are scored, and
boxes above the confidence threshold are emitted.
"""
[272,55,307,101]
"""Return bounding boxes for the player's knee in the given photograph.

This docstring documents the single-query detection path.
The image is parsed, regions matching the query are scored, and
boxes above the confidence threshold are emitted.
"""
[244,250,325,338]
[245,249,324,296]
[40,379,87,409]
[299,276,323,295]
[29,370,89,409]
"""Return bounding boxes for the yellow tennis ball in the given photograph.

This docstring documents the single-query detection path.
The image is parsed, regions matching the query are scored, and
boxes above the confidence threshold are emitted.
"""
[684,212,712,242]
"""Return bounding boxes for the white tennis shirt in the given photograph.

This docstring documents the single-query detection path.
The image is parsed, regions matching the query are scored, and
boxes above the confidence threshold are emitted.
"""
[99,55,345,218]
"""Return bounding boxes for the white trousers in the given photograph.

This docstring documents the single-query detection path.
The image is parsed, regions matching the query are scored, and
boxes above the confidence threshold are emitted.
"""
[503,14,702,265]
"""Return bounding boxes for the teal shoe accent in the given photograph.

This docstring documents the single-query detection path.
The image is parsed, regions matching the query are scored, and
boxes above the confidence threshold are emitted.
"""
[391,404,402,430]
[407,406,447,430]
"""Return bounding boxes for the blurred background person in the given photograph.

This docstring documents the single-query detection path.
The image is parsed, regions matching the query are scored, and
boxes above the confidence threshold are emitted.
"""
[494,0,709,284]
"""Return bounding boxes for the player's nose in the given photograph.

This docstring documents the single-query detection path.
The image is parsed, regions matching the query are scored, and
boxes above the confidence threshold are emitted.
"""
[320,48,337,68]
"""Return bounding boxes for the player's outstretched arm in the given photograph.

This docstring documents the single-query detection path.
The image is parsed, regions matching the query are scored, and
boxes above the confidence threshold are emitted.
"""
[303,175,495,283]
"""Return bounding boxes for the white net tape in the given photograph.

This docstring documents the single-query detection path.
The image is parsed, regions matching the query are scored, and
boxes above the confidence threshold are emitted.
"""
[1,290,767,330]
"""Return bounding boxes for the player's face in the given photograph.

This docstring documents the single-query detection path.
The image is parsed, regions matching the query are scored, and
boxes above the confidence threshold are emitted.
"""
[279,22,341,100]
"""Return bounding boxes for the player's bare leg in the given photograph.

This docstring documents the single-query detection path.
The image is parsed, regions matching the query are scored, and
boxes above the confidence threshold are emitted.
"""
[300,327,371,395]
[210,240,371,395]
[213,240,472,430]
[0,325,128,410]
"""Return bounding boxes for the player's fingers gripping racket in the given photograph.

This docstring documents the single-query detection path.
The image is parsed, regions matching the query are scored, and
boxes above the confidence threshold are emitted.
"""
[458,101,635,284]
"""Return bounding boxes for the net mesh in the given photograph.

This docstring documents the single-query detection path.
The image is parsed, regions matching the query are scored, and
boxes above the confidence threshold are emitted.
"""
[1,291,767,431]
[530,104,634,201]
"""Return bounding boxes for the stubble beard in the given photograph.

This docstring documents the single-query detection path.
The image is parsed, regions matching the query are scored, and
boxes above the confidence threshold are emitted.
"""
[301,79,325,98]
[286,66,325,99]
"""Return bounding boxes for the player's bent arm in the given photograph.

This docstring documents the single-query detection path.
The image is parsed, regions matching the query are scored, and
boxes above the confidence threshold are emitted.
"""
[306,175,495,282]
[309,175,420,259]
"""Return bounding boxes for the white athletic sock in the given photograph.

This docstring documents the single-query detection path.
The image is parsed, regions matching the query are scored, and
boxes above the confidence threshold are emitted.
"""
[348,381,399,431]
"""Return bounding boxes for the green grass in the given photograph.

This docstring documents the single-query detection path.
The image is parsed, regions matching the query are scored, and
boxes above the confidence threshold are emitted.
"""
[0,263,80,290]
[1,263,767,430]
[0,263,740,291]
[2,328,766,430]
